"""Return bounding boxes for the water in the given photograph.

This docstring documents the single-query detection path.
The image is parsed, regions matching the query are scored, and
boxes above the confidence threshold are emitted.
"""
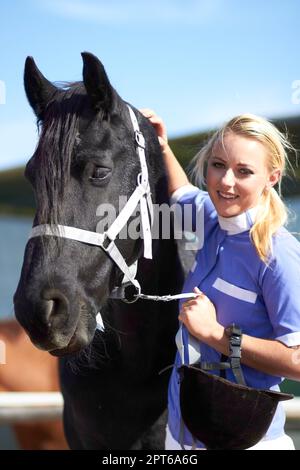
[1,197,300,319]
[286,196,300,237]
[0,215,32,318]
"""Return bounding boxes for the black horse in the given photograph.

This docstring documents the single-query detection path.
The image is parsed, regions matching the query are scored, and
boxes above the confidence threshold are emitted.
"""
[14,53,184,449]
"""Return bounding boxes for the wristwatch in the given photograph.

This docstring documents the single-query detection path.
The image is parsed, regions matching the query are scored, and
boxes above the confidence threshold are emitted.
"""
[225,323,243,358]
[225,323,246,385]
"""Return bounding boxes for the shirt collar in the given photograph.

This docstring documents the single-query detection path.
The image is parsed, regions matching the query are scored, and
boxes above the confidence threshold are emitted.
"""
[218,206,259,235]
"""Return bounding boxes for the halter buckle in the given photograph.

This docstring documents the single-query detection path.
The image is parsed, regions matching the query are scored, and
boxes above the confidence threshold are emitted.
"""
[135,130,145,149]
[102,233,114,252]
[137,172,150,192]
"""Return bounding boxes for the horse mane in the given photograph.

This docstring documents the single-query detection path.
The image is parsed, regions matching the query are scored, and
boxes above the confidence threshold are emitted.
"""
[32,82,104,226]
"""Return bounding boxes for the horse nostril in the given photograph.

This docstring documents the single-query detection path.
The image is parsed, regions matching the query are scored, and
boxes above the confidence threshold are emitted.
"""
[45,300,54,322]
[42,289,69,322]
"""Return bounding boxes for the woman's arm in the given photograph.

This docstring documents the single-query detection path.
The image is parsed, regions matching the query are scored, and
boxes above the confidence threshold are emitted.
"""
[209,326,300,382]
[180,288,300,381]
[140,109,192,196]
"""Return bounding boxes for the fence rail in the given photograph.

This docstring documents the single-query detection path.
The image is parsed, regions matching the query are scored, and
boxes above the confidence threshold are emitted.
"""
[0,392,300,424]
[283,397,300,420]
[0,392,63,424]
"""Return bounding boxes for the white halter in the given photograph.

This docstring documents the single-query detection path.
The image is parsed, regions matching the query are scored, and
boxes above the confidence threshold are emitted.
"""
[29,105,198,309]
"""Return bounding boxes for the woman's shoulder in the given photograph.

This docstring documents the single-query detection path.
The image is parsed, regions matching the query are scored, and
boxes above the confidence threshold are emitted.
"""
[170,185,206,204]
[170,185,216,217]
[272,226,300,253]
[266,227,300,275]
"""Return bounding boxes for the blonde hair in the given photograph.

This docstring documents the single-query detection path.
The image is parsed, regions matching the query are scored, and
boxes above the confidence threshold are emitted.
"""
[190,113,296,263]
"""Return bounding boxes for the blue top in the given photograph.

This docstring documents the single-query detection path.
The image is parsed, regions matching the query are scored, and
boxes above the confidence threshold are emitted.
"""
[168,185,300,447]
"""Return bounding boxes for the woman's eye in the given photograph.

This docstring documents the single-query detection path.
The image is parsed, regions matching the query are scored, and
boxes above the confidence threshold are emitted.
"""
[239,168,253,175]
[90,167,111,181]
[212,162,224,168]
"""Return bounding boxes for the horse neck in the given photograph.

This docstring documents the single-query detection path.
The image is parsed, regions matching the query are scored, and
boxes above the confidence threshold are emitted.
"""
[74,176,183,374]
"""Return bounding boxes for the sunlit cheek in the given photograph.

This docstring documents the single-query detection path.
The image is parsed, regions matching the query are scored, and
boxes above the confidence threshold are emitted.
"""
[240,182,265,203]
[206,168,218,186]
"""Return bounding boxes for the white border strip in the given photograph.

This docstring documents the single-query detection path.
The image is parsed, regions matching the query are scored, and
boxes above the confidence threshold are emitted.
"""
[213,277,257,304]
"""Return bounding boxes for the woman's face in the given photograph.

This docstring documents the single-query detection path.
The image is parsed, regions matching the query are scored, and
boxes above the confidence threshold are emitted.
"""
[206,132,280,218]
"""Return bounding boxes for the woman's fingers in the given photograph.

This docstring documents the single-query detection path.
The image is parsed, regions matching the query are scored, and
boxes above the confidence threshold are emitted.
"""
[139,108,156,118]
[182,289,204,308]
[158,136,165,147]
[139,108,168,150]
[194,286,202,295]
[139,109,165,128]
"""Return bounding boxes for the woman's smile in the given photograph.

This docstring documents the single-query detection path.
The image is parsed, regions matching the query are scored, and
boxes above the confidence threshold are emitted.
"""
[217,191,239,200]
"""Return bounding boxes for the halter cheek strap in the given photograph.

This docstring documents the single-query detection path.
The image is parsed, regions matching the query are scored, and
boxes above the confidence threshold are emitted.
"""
[126,106,153,260]
[28,105,199,319]
[29,105,153,291]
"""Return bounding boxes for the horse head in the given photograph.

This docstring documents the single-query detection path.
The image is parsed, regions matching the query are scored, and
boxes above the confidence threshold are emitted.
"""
[14,53,164,357]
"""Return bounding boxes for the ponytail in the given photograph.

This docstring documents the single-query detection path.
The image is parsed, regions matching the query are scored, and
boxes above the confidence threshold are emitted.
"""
[250,188,288,263]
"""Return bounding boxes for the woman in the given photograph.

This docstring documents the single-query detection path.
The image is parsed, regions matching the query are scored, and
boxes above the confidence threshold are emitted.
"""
[141,110,300,450]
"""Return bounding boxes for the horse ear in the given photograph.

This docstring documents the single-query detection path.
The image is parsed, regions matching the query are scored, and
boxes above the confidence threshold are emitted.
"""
[81,52,113,112]
[24,56,57,119]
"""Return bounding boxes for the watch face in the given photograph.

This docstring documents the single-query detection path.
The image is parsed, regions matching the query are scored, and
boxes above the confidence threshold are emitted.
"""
[231,335,241,346]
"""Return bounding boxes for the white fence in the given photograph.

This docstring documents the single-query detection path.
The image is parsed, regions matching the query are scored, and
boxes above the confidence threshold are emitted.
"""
[0,392,63,423]
[0,392,300,424]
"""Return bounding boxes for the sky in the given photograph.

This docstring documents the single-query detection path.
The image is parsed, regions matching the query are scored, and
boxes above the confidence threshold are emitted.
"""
[1,0,300,170]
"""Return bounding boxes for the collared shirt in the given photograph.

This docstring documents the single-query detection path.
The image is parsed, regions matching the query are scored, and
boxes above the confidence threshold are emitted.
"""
[168,185,300,447]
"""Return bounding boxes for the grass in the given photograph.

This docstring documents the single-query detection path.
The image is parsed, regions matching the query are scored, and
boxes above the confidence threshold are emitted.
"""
[0,167,35,216]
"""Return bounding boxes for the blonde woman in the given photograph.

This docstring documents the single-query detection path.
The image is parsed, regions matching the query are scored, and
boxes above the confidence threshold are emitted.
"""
[141,110,300,450]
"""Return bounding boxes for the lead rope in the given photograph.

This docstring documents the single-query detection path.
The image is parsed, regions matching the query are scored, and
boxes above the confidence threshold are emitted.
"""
[135,292,199,302]
[97,291,199,331]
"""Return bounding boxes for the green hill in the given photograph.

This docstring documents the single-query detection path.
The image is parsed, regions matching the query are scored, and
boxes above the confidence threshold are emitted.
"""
[0,166,35,216]
[0,115,300,216]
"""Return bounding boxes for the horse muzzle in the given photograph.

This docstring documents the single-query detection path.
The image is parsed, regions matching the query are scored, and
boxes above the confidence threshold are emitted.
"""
[14,283,95,355]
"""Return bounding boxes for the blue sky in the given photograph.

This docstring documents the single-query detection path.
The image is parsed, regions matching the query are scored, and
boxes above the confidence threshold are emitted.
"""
[1,0,300,170]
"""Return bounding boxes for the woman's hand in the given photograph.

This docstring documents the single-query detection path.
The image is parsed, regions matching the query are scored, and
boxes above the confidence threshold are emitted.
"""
[179,287,220,341]
[139,108,190,196]
[139,108,168,151]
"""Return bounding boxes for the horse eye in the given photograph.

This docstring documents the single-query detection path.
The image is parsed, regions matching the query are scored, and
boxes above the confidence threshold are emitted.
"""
[90,166,111,181]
